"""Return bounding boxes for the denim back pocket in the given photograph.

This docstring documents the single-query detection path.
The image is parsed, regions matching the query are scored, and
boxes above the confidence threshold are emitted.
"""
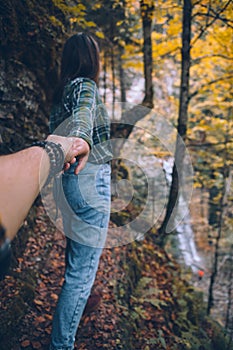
[61,163,111,215]
[62,172,92,211]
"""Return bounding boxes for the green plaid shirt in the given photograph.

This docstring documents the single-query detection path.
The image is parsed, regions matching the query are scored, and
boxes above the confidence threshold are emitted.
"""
[49,77,112,164]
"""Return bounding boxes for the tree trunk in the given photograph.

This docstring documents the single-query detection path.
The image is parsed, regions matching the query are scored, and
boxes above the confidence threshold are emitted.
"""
[140,0,154,108]
[207,109,232,315]
[225,244,233,344]
[207,168,229,314]
[111,46,116,120]
[103,50,107,104]
[157,0,192,245]
[118,46,126,105]
[111,0,154,153]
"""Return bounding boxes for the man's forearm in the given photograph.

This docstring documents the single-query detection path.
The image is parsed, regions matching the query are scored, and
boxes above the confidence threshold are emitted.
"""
[0,135,90,241]
[0,146,50,240]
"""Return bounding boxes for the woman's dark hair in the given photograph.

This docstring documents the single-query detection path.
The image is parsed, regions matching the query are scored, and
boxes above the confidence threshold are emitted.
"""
[53,33,100,103]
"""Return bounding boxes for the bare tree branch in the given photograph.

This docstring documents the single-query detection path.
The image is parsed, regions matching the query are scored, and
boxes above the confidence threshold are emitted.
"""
[191,0,233,46]
[156,46,181,59]
[205,0,212,27]
[192,0,203,7]
[192,54,233,65]
[188,75,233,101]
[187,140,233,148]
[193,12,233,28]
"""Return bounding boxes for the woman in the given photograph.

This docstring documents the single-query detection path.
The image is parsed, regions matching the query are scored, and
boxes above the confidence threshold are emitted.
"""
[49,33,112,350]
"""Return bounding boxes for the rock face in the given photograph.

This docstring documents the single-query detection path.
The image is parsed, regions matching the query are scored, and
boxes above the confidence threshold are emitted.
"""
[0,0,63,153]
[0,58,48,153]
[0,3,64,340]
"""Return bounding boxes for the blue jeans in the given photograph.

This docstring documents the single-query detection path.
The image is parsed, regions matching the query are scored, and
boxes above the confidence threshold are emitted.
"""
[50,162,111,350]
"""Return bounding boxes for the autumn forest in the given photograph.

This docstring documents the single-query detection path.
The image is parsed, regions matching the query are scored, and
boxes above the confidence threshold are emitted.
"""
[0,0,233,349]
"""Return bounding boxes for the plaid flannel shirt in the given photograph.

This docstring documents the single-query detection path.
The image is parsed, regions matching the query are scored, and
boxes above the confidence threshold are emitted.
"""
[49,77,112,164]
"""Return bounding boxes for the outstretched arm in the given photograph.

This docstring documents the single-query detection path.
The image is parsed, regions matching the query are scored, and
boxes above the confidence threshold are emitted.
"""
[0,146,50,241]
[0,136,90,241]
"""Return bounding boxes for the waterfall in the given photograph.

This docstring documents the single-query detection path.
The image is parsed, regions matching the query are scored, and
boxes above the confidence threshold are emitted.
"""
[162,157,203,272]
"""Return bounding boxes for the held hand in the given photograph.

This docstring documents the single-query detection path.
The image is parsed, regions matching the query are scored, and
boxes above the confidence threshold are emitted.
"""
[46,135,90,174]
[73,151,89,175]
[63,137,90,174]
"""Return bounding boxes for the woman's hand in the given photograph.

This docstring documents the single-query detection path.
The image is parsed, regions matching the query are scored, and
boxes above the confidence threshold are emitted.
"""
[46,135,90,174]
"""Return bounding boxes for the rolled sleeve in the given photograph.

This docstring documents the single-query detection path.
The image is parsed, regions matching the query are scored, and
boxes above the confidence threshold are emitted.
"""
[66,80,97,148]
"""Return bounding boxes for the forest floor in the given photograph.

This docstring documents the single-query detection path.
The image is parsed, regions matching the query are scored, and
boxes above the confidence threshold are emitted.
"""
[1,204,125,350]
[1,202,232,350]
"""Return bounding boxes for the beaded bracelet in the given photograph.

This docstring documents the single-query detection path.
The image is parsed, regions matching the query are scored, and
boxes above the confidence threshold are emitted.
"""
[0,219,11,280]
[31,141,65,185]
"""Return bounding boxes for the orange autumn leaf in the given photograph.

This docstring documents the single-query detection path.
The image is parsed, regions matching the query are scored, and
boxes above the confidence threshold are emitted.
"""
[35,316,46,323]
[51,293,58,300]
[21,340,31,348]
[45,313,53,320]
[31,341,41,349]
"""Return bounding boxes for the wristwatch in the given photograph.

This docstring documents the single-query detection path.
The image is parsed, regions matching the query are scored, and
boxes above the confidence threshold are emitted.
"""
[0,220,12,280]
